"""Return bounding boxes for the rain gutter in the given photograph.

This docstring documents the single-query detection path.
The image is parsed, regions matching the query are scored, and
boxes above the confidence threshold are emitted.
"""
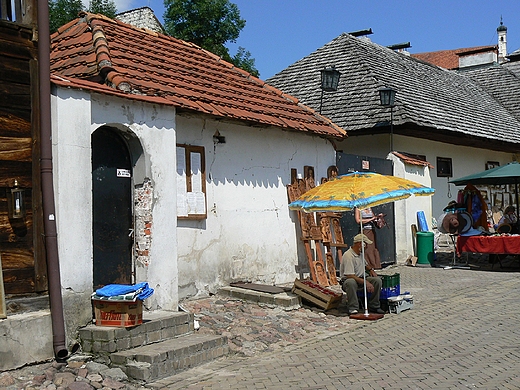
[37,0,68,359]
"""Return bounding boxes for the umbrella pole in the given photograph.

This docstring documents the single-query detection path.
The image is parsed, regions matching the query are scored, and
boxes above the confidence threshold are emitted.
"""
[349,210,384,321]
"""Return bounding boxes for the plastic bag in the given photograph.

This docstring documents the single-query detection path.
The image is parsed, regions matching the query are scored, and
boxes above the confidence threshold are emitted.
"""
[374,214,388,229]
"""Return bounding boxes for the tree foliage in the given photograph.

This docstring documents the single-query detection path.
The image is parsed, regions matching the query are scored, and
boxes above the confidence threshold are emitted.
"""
[48,0,117,33]
[49,0,83,33]
[232,47,258,77]
[164,0,259,76]
[89,0,117,18]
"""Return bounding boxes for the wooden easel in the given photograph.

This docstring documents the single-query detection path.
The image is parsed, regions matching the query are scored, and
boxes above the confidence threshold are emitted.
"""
[288,167,343,286]
[319,212,347,282]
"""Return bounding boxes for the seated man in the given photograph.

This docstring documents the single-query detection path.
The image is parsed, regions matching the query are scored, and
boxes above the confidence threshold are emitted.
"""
[496,205,519,234]
[340,233,384,315]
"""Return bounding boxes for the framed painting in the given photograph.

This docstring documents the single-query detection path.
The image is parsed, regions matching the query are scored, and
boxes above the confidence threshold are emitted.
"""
[486,161,500,170]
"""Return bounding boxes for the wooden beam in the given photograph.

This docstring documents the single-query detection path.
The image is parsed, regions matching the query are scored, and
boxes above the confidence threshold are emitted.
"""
[0,253,6,319]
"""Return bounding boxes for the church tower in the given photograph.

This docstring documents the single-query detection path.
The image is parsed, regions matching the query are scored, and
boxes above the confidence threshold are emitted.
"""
[497,17,507,63]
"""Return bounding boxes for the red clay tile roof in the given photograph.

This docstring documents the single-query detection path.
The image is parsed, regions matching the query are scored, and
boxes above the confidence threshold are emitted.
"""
[50,12,346,140]
[392,152,433,168]
[412,46,497,69]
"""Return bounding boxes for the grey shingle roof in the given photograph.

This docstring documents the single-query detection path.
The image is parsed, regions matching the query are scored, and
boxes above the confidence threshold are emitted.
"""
[464,64,520,123]
[267,33,520,151]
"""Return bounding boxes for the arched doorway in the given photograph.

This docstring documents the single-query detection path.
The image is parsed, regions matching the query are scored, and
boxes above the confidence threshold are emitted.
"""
[92,127,133,289]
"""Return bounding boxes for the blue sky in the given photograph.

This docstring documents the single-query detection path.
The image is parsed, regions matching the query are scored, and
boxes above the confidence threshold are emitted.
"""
[115,0,520,79]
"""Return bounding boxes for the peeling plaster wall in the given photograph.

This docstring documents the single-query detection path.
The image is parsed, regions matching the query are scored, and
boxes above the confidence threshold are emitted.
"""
[176,116,336,299]
[134,178,153,267]
[51,88,178,348]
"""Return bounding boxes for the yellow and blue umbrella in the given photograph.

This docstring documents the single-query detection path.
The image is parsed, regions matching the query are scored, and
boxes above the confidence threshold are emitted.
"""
[289,171,434,320]
[289,171,435,213]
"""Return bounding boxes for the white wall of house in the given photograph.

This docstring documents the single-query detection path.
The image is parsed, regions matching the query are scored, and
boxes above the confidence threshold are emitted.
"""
[176,115,337,299]
[397,136,513,220]
[389,154,432,262]
[339,134,513,216]
[51,87,95,336]
[51,87,177,345]
[50,86,337,341]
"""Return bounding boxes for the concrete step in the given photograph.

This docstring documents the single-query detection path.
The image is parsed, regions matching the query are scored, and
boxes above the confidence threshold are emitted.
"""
[110,333,229,382]
[78,309,229,382]
[79,310,194,357]
[218,286,301,309]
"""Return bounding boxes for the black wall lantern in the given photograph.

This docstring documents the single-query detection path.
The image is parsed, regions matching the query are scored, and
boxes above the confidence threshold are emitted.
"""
[378,87,397,152]
[379,87,396,107]
[213,130,226,144]
[8,179,25,219]
[319,66,341,113]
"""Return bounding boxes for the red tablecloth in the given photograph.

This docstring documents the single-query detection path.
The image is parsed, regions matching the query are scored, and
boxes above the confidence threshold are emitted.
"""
[456,235,520,255]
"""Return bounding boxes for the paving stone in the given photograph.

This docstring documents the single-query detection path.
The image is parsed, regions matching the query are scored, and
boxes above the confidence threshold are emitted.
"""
[8,255,520,388]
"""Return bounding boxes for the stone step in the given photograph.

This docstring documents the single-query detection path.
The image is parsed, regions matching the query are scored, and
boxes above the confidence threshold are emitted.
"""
[110,333,229,382]
[218,286,301,309]
[79,310,194,357]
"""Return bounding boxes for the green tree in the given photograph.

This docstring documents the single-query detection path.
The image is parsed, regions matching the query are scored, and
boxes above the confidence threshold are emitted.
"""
[89,0,117,18]
[49,0,83,33]
[48,0,117,34]
[164,0,259,77]
[232,46,258,77]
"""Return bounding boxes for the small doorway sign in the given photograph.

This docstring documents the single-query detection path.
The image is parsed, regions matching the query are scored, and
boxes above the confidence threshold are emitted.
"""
[117,169,131,178]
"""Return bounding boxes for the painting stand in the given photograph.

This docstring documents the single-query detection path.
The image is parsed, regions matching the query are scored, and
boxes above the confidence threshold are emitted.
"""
[287,167,339,286]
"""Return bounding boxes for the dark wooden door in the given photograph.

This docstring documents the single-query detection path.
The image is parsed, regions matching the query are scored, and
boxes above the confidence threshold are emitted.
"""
[336,153,396,266]
[92,127,133,289]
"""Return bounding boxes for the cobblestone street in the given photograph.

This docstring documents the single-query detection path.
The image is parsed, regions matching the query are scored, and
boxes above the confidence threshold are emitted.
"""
[149,256,520,389]
[3,253,520,389]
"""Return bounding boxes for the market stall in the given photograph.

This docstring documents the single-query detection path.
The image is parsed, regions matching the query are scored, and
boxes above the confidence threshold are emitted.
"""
[456,235,520,256]
[450,163,520,267]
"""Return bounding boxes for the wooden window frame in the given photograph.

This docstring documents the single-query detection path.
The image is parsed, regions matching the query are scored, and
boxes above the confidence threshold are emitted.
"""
[486,161,500,170]
[436,157,453,178]
[177,144,207,220]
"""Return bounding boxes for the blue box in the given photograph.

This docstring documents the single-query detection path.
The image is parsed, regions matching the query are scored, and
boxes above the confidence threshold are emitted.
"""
[380,284,400,299]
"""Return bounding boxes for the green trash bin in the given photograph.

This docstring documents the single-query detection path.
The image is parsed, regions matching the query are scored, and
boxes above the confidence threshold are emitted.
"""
[416,231,434,265]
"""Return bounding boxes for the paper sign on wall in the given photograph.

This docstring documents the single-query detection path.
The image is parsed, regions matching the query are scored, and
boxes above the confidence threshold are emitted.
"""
[117,169,131,177]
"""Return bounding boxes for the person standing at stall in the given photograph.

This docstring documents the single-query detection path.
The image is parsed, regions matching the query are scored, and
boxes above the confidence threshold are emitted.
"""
[355,207,382,270]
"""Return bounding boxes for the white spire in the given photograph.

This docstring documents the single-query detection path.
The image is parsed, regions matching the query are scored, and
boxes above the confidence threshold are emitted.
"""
[497,16,508,63]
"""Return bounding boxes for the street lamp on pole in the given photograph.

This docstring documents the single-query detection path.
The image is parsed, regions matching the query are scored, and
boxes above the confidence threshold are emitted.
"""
[319,66,341,114]
[379,87,397,152]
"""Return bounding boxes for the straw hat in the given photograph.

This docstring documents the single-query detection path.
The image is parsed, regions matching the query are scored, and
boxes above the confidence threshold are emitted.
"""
[439,212,472,234]
[353,233,373,245]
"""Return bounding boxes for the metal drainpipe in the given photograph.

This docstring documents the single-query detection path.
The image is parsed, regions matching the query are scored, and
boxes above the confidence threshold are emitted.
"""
[37,0,68,359]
